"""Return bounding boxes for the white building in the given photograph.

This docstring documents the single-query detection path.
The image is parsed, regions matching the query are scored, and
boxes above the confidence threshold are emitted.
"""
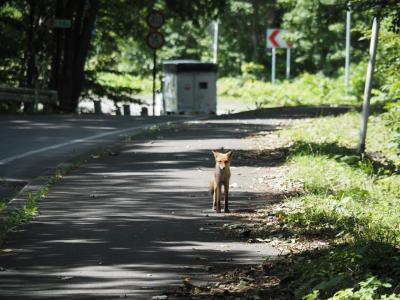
[162,60,217,115]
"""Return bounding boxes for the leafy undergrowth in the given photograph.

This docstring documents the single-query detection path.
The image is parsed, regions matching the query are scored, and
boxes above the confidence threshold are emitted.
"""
[280,111,399,170]
[217,72,362,107]
[278,112,400,299]
[168,111,400,299]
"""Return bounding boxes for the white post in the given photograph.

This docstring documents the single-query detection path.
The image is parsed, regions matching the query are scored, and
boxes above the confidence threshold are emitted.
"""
[358,16,379,154]
[345,2,352,96]
[271,48,276,84]
[286,48,291,80]
[212,21,218,64]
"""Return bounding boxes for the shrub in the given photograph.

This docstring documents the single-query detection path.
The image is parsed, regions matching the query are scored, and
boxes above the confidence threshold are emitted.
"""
[218,72,360,107]
[240,62,266,80]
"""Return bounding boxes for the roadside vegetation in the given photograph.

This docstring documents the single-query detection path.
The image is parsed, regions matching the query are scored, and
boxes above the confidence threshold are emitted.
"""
[279,111,400,298]
[217,68,363,107]
[0,162,77,245]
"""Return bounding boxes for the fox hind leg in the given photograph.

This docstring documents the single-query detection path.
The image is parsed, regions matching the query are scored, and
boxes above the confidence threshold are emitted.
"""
[211,179,217,210]
[212,187,217,210]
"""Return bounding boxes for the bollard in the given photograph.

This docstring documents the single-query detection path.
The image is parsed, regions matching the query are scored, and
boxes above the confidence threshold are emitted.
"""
[24,102,35,113]
[94,100,102,114]
[141,106,148,116]
[123,104,131,116]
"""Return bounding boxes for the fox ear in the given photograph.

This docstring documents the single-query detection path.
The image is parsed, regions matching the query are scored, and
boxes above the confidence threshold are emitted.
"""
[212,150,219,158]
[226,151,233,160]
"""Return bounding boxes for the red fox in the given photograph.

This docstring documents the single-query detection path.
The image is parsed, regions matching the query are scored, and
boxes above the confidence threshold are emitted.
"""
[210,150,234,213]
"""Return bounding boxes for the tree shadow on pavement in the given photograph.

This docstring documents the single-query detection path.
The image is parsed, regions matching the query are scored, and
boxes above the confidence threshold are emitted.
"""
[0,115,289,299]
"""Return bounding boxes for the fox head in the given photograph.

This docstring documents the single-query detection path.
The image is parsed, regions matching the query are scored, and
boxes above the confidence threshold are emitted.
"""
[212,150,233,170]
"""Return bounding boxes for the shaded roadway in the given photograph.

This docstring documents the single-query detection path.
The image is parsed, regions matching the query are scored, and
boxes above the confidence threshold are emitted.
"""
[0,107,354,299]
[0,114,192,201]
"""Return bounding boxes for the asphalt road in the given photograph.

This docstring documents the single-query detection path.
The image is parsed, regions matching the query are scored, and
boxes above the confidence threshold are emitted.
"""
[0,115,190,197]
[0,115,189,180]
[0,117,280,299]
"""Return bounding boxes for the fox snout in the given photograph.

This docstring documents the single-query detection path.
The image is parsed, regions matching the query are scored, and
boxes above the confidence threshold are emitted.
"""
[218,162,227,170]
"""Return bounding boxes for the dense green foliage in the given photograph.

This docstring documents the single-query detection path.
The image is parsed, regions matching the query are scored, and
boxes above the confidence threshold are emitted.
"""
[218,70,362,106]
[1,0,399,113]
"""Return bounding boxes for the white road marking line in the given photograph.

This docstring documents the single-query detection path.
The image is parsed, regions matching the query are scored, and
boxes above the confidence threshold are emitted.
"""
[0,125,146,165]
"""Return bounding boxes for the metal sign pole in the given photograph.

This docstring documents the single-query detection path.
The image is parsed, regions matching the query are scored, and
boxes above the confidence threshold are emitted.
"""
[358,16,379,154]
[152,50,157,116]
[345,2,352,96]
[271,48,276,84]
[146,10,165,116]
[286,48,291,80]
[212,21,218,64]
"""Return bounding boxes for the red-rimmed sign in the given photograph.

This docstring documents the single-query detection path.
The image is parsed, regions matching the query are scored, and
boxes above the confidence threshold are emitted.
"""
[266,29,292,48]
[146,31,164,49]
[146,10,165,29]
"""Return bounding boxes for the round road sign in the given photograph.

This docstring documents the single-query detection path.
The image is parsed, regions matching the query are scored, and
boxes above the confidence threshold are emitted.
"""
[146,11,165,29]
[146,31,165,49]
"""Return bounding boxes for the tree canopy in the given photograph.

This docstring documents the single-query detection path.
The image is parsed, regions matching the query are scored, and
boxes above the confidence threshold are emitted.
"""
[0,0,399,112]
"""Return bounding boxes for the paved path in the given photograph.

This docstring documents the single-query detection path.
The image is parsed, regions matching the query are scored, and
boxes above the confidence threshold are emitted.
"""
[0,115,193,181]
[0,115,192,202]
[0,116,284,299]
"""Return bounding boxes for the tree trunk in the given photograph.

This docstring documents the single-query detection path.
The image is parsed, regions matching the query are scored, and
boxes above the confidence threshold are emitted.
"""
[49,0,65,92]
[71,0,99,110]
[251,0,259,63]
[59,0,80,112]
[26,0,36,88]
[51,0,99,113]
[24,0,37,112]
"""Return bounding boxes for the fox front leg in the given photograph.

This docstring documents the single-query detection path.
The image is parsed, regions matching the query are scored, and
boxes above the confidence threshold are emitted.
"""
[214,185,221,213]
[224,182,230,213]
[212,187,217,210]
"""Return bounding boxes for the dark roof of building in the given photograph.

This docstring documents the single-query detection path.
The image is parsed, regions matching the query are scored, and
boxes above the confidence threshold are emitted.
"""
[162,60,218,73]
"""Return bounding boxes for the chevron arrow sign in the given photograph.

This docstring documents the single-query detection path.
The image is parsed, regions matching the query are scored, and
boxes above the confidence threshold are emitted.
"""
[266,29,291,48]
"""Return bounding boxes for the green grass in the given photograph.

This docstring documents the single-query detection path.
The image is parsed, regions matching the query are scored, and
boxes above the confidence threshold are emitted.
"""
[1,162,78,240]
[96,73,154,94]
[296,244,400,300]
[0,201,6,213]
[277,112,400,298]
[217,73,360,107]
[281,112,398,168]
[286,155,400,245]
[148,124,161,134]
